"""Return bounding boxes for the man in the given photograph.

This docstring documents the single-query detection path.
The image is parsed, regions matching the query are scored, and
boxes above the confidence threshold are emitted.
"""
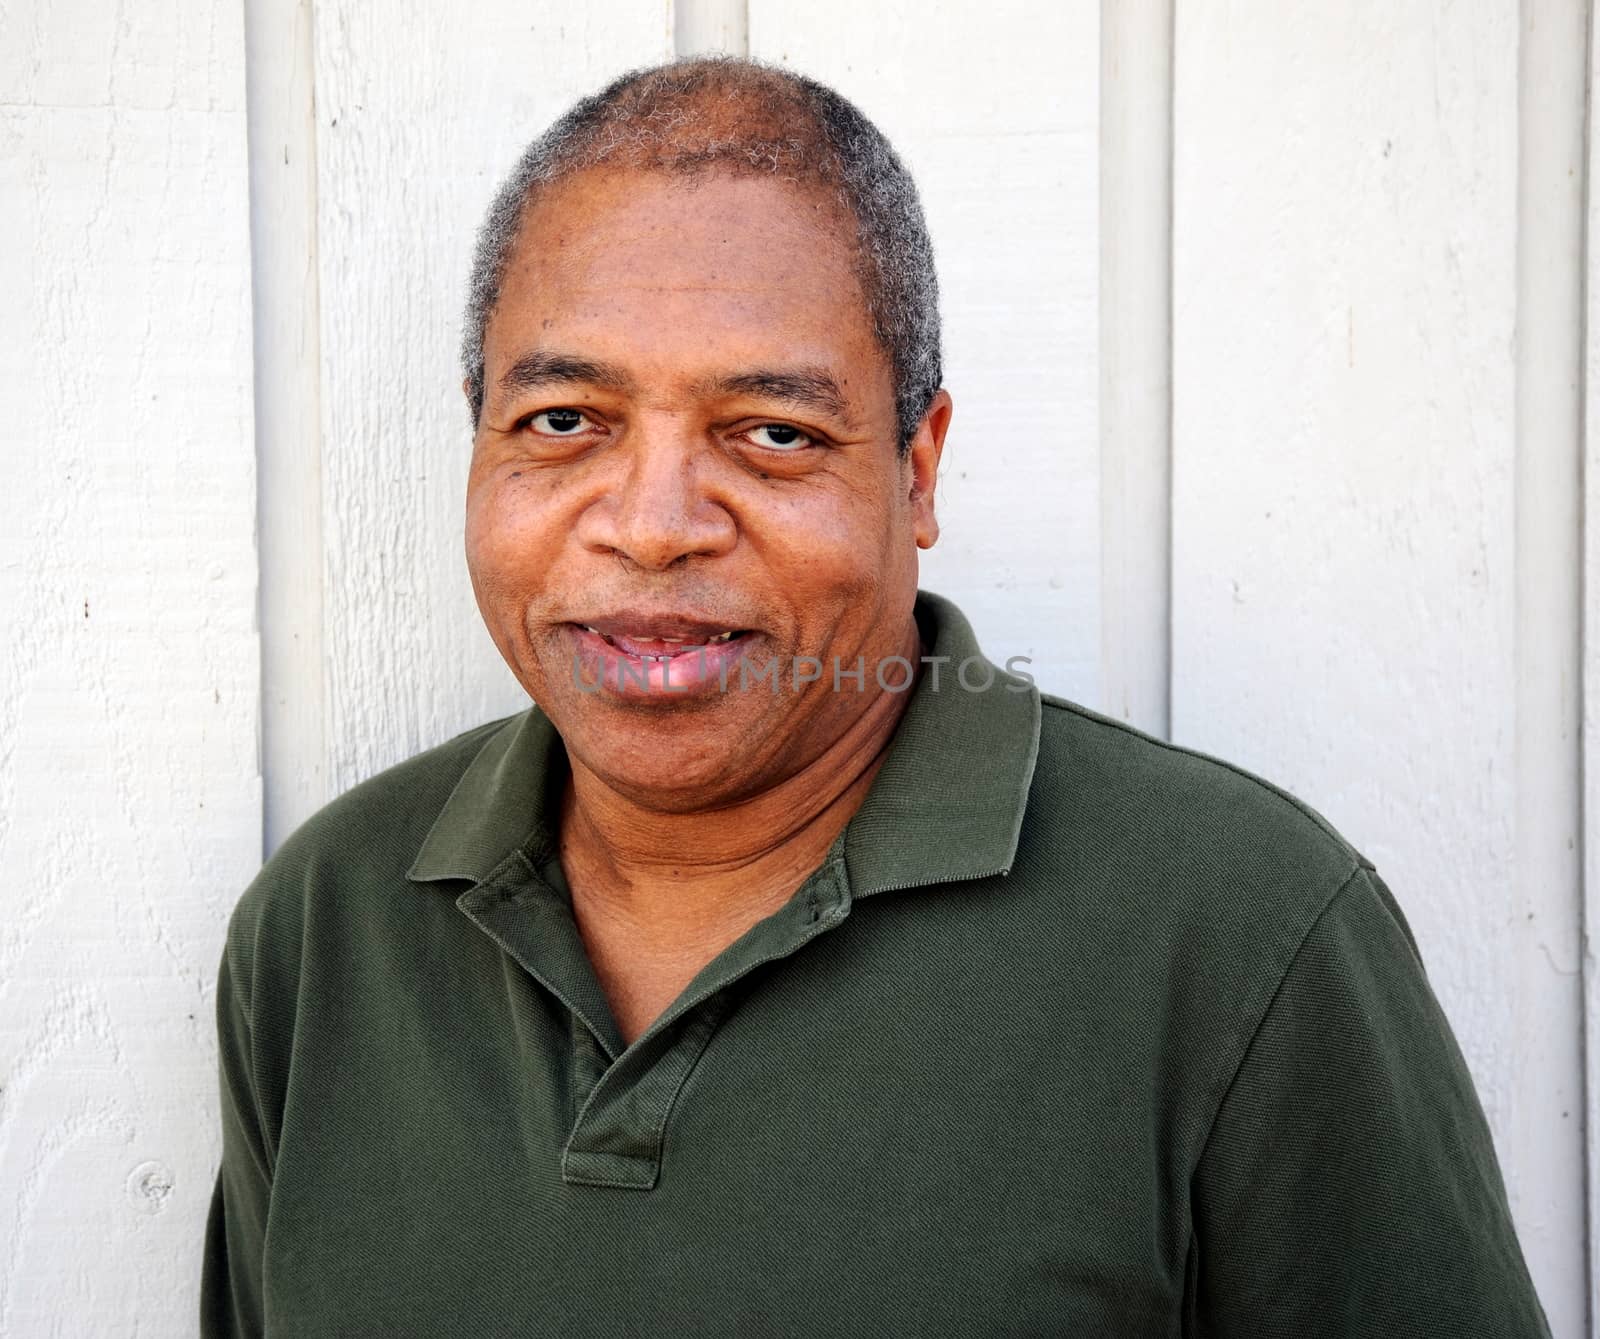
[203,58,1551,1337]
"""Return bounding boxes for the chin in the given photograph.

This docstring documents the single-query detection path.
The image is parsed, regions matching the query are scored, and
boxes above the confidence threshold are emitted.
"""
[549,691,764,801]
[589,736,759,810]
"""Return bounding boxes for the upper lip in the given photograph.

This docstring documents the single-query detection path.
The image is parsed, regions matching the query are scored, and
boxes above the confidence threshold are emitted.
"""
[571,610,753,641]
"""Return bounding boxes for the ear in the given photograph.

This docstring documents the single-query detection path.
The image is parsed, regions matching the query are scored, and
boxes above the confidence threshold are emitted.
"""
[907,388,952,550]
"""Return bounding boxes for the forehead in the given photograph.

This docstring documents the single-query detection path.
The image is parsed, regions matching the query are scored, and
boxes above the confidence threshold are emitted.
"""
[486,166,881,372]
[531,166,851,269]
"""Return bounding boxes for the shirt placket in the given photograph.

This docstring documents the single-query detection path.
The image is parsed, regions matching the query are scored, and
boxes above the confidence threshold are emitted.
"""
[455,839,854,1191]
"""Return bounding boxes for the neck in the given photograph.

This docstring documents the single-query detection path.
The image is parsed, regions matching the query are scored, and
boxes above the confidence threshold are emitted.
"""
[559,621,921,937]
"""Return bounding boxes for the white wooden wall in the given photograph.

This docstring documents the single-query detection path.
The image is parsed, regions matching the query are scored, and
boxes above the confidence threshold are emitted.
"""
[1171,7,1587,1337]
[1,1,1594,1334]
[1,2,261,1334]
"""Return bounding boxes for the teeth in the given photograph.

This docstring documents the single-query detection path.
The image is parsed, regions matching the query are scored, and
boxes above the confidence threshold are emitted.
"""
[581,625,740,650]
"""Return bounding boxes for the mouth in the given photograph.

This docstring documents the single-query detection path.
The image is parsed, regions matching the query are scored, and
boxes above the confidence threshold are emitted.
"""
[563,615,761,698]
[578,624,748,659]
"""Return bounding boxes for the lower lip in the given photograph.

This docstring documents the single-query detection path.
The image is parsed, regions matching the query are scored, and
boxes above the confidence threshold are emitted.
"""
[564,625,756,700]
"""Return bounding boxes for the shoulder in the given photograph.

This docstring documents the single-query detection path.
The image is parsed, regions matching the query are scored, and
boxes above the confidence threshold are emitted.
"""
[1020,690,1372,976]
[1032,690,1362,871]
[223,713,523,976]
[1009,695,1411,1150]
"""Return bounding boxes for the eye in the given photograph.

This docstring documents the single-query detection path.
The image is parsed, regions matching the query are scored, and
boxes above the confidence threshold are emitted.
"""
[528,408,591,436]
[744,423,813,451]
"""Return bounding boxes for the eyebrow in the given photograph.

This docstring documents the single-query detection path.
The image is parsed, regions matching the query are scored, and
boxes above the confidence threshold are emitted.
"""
[703,368,851,423]
[497,352,854,425]
[497,351,633,397]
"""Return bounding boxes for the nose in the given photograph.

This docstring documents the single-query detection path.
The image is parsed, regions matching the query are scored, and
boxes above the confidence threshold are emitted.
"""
[575,421,737,570]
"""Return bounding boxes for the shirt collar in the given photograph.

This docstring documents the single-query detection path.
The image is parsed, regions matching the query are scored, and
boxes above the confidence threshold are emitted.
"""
[406,589,1042,894]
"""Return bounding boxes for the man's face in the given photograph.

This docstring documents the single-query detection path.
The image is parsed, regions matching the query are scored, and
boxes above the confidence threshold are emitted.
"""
[465,165,948,808]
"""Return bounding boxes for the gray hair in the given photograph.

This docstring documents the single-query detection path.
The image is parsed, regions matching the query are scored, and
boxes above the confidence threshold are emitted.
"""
[460,57,941,453]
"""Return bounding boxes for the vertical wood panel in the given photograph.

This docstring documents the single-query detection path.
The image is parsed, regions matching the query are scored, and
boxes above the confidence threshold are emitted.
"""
[248,0,326,854]
[749,0,1101,701]
[1512,4,1589,1334]
[1172,3,1584,1328]
[1585,0,1600,1324]
[311,2,674,795]
[1100,0,1173,738]
[0,1,260,1333]
[676,0,748,56]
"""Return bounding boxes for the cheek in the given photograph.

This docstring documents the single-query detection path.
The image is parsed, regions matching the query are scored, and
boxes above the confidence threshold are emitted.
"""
[751,474,904,596]
[465,475,567,607]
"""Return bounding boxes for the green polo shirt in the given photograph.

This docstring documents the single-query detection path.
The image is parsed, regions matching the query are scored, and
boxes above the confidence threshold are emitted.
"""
[202,591,1550,1338]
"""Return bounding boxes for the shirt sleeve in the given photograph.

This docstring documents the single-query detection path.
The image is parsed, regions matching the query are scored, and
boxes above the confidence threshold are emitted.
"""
[200,923,272,1339]
[1188,866,1552,1337]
